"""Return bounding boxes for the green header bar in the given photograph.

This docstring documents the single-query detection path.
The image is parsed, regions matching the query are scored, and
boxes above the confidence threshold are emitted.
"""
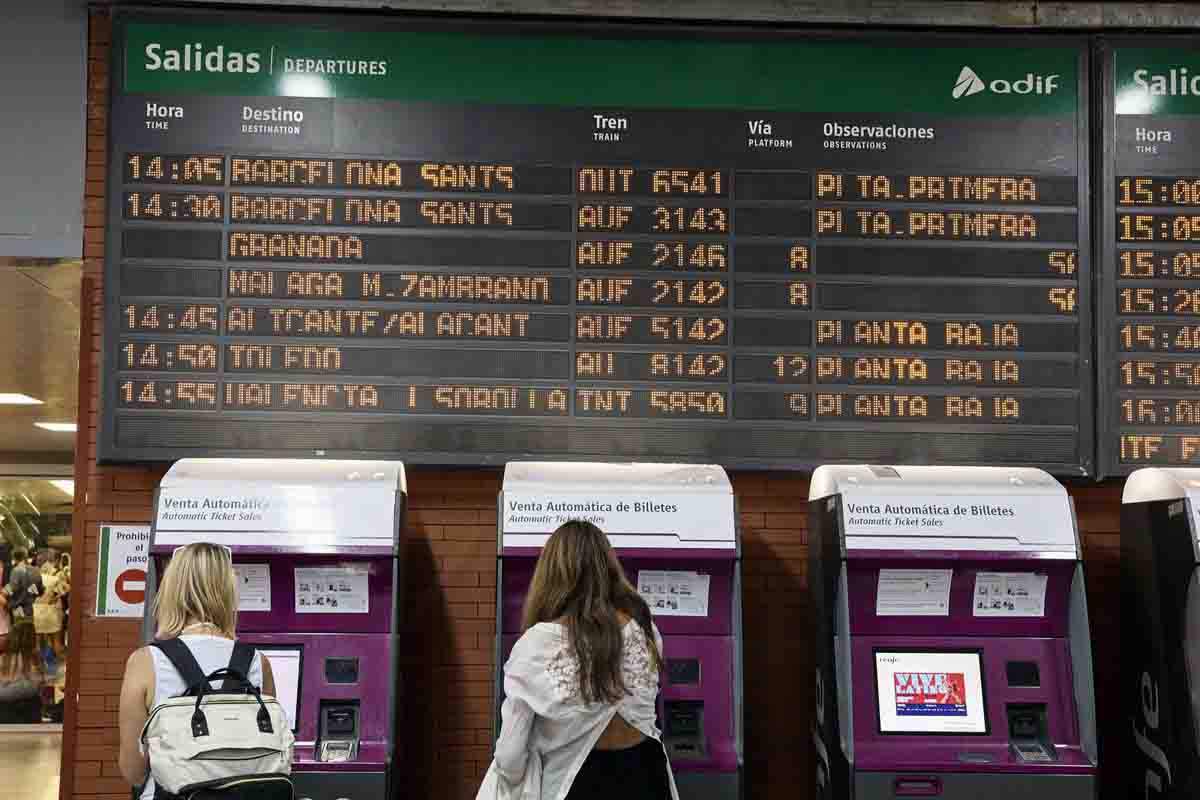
[122,20,1078,115]
[1115,47,1200,115]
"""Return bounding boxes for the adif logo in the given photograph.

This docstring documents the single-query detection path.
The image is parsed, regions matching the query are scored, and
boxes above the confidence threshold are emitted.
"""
[953,67,986,99]
[952,65,1061,98]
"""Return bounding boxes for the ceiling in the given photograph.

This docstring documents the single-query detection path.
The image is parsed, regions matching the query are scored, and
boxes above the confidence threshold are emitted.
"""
[0,478,74,515]
[0,259,81,463]
[99,0,1200,28]
[0,477,75,552]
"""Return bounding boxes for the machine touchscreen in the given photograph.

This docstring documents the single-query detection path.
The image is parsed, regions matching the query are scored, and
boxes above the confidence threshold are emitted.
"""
[875,650,988,735]
[257,645,302,732]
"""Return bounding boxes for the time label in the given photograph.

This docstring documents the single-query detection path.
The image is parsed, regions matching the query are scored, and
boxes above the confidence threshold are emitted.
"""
[1118,213,1200,243]
[1117,250,1200,279]
[1121,397,1200,426]
[1119,360,1200,390]
[120,341,219,371]
[125,153,224,185]
[1119,287,1200,316]
[118,380,218,408]
[124,192,223,222]
[1118,176,1200,207]
[122,304,219,334]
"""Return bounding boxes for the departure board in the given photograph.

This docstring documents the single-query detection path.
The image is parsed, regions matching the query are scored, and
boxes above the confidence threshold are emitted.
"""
[1100,40,1200,474]
[102,13,1091,469]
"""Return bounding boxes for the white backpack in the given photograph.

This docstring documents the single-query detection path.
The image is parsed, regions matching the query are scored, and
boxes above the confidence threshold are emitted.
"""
[141,639,294,800]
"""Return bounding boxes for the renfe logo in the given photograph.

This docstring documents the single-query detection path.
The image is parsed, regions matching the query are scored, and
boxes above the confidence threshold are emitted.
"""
[144,42,262,73]
[813,667,830,794]
[1134,671,1172,797]
[953,65,1061,98]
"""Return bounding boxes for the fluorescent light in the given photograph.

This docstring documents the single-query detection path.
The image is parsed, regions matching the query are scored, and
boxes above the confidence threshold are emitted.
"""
[0,394,43,405]
[35,422,77,432]
[48,480,74,497]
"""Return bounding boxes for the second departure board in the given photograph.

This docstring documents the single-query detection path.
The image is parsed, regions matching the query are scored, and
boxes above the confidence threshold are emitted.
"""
[1100,39,1200,474]
[102,13,1091,470]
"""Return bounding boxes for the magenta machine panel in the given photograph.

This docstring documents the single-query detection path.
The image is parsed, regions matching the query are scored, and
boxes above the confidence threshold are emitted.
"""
[145,458,407,800]
[809,465,1097,800]
[497,462,742,800]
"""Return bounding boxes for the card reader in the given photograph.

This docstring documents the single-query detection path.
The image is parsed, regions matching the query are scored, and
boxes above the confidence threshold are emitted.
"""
[317,700,360,763]
[663,700,707,761]
[1007,703,1056,763]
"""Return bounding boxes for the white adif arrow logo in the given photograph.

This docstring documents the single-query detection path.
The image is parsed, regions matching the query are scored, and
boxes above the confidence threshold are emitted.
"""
[953,66,986,99]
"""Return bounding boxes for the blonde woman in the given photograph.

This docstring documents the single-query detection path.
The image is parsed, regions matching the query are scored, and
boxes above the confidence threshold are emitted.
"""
[479,520,677,800]
[117,543,276,797]
[34,554,67,669]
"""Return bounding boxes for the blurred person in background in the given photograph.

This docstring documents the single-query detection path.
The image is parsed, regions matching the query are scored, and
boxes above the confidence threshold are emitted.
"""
[0,554,10,680]
[35,551,69,721]
[35,551,67,667]
[5,548,43,681]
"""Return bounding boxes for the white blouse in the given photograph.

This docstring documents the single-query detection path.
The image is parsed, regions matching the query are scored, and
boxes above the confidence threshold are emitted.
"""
[477,619,680,800]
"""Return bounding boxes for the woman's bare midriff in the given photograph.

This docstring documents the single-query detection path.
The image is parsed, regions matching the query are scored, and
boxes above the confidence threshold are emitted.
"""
[595,714,647,750]
[552,611,647,750]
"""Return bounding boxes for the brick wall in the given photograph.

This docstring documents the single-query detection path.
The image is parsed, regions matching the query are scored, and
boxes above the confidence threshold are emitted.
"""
[65,9,1119,800]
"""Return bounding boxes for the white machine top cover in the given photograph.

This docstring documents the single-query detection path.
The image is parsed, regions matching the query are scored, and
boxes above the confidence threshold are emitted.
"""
[154,458,405,549]
[1123,467,1200,504]
[809,465,1078,554]
[500,461,735,549]
[1123,468,1200,552]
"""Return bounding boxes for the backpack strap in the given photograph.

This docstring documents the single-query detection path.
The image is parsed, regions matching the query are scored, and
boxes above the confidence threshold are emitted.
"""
[149,639,208,697]
[224,641,256,692]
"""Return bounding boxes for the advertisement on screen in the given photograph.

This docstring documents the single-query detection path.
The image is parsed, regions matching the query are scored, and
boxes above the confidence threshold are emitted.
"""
[895,671,966,717]
[875,651,987,734]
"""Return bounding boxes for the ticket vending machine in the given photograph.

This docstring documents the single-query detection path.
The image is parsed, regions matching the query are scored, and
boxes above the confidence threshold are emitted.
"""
[1122,467,1200,799]
[143,459,406,800]
[809,465,1097,799]
[497,462,742,799]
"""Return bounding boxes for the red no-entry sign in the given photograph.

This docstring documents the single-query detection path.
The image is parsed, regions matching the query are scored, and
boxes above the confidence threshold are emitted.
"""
[115,568,147,605]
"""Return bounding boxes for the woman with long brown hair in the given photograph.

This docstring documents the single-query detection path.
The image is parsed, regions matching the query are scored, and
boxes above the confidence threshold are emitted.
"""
[478,520,677,800]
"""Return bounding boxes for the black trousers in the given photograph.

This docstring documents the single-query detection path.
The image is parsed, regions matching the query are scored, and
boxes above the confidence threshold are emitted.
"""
[565,737,672,800]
